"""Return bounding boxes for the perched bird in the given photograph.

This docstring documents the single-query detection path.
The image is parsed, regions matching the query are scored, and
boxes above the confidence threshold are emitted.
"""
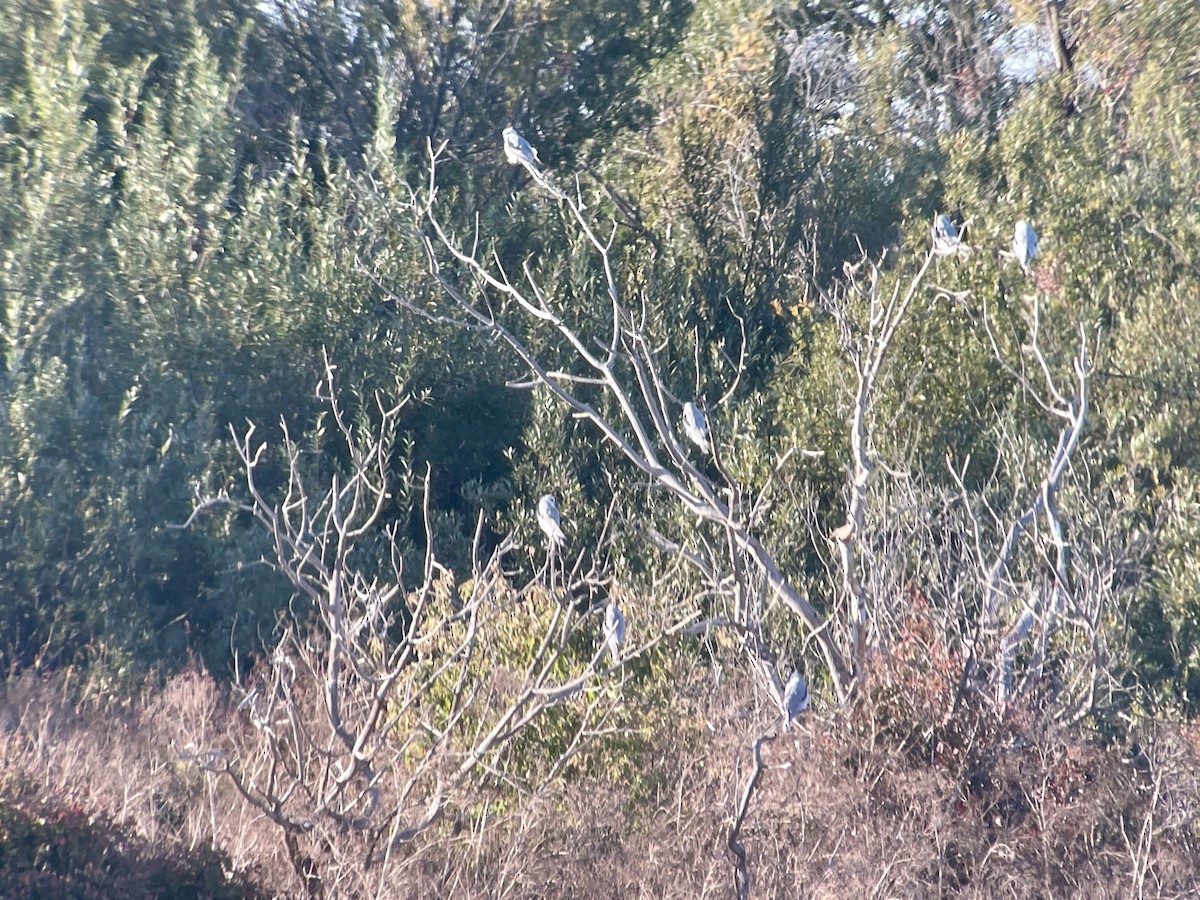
[932,213,960,255]
[1012,219,1038,272]
[604,598,626,663]
[503,126,541,170]
[502,125,566,200]
[681,401,710,454]
[537,494,566,547]
[782,670,810,726]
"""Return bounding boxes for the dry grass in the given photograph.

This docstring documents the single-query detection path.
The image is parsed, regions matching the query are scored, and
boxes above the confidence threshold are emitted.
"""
[2,655,1198,898]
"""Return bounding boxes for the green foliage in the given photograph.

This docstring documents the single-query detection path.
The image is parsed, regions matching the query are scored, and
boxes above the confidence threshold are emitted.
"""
[8,0,1200,892]
[2,0,1200,725]
[0,0,513,670]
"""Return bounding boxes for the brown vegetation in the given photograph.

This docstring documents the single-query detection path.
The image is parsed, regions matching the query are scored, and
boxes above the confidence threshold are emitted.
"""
[3,639,1197,898]
[5,2,1200,897]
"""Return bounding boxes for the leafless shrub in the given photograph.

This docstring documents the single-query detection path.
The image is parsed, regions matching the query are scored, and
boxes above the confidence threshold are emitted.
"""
[2,653,1198,897]
[169,352,694,895]
[384,143,929,711]
[355,144,1159,890]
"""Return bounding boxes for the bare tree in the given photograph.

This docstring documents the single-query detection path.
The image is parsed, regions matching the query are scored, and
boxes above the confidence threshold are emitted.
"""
[390,142,1135,722]
[173,353,685,896]
[373,143,909,709]
[358,143,1144,895]
[820,249,939,674]
[819,249,1121,724]
[366,140,1002,742]
[963,298,1103,712]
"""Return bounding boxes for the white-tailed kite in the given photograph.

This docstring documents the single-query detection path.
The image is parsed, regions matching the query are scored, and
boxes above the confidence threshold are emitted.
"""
[502,126,566,200]
[503,126,541,170]
[783,670,810,726]
[537,493,566,547]
[1012,219,1038,272]
[932,213,960,256]
[682,401,710,454]
[604,598,626,663]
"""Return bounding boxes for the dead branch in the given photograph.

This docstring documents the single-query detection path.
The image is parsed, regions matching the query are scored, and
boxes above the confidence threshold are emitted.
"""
[174,352,672,891]
[380,141,854,706]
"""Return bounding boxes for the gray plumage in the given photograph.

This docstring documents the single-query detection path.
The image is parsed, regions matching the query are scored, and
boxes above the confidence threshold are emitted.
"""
[783,670,810,725]
[604,598,626,663]
[1012,219,1038,272]
[682,401,710,454]
[537,493,566,547]
[932,213,959,255]
[503,126,540,170]
[502,125,566,200]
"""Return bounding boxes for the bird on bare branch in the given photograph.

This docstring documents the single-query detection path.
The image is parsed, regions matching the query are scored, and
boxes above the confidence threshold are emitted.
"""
[503,126,541,170]
[932,213,961,256]
[682,401,711,454]
[782,670,810,727]
[502,126,566,200]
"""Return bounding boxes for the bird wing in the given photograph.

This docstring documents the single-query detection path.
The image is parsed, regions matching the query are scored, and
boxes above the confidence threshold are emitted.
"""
[538,496,566,544]
[506,129,539,167]
[784,673,809,718]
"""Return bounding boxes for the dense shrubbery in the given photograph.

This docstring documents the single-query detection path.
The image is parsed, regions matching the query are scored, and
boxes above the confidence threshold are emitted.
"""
[3,0,1200,894]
